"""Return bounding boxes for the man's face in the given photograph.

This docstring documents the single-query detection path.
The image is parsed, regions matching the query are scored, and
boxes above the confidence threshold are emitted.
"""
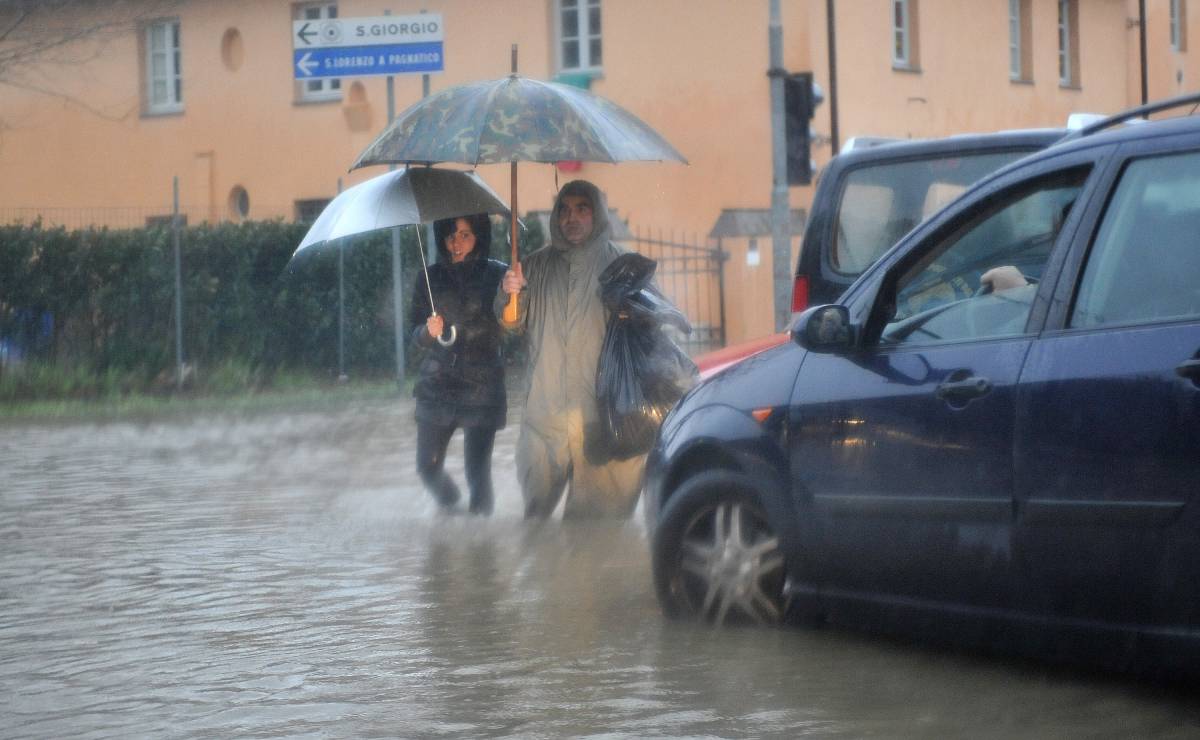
[557,194,594,246]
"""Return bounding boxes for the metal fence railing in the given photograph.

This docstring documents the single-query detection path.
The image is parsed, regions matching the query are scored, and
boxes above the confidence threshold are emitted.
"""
[623,227,726,357]
[0,202,322,231]
[0,207,182,231]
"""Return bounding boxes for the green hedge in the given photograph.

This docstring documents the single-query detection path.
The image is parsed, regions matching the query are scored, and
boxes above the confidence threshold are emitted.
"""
[0,217,542,400]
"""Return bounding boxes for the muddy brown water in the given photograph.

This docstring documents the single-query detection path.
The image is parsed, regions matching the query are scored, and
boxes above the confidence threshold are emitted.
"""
[2,400,1198,738]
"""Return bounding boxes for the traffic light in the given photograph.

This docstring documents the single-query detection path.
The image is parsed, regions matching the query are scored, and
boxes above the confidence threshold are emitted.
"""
[784,71,823,185]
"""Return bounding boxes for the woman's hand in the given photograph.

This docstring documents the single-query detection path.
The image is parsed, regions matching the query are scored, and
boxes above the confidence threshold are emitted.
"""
[502,265,526,295]
[426,313,444,339]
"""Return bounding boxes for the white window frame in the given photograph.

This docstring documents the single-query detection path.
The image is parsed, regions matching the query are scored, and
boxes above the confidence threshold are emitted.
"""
[1057,0,1072,86]
[557,0,602,73]
[145,19,182,115]
[1008,0,1021,80]
[295,2,341,101]
[1170,0,1187,51]
[892,0,916,69]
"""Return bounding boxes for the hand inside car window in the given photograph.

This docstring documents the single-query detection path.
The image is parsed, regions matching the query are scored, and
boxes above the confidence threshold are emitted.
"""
[979,265,1029,293]
[880,169,1089,345]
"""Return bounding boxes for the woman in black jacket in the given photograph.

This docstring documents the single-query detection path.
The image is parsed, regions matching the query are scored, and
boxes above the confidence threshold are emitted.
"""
[409,213,508,514]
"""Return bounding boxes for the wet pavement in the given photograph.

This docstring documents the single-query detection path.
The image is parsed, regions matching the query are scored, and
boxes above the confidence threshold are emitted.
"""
[2,399,1199,738]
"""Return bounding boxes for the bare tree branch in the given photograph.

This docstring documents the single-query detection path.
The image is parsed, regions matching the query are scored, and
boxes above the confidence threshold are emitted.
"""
[0,1,182,92]
[0,8,29,45]
[1,75,136,122]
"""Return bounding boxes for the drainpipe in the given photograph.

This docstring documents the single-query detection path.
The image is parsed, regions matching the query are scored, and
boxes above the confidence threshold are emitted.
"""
[826,0,840,153]
[1139,0,1148,107]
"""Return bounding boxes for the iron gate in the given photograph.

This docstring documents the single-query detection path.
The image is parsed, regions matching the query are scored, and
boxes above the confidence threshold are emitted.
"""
[624,227,726,357]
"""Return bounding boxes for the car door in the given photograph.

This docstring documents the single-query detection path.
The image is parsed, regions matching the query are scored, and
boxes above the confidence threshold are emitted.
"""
[788,163,1096,612]
[1013,141,1200,630]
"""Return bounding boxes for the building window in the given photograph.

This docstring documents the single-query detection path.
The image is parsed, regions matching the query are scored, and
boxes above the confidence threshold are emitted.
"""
[892,0,919,70]
[1057,0,1080,87]
[295,199,331,224]
[558,0,602,72]
[295,3,341,101]
[1171,0,1188,52]
[144,19,182,114]
[1009,0,1032,81]
[228,186,250,221]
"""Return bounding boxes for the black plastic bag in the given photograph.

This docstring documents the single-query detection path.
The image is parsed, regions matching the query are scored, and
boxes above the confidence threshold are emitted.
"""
[599,253,691,333]
[588,254,698,463]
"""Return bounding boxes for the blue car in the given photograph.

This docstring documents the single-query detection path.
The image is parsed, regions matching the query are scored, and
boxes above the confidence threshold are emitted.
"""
[644,94,1200,678]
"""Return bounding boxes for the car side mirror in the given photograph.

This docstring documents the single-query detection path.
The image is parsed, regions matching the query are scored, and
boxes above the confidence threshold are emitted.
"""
[791,305,854,352]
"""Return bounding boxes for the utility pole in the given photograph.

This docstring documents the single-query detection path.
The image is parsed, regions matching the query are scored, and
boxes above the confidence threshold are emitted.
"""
[768,0,791,331]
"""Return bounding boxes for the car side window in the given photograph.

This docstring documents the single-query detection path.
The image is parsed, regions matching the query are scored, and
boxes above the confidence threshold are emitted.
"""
[879,168,1090,346]
[831,151,1038,277]
[1070,151,1200,329]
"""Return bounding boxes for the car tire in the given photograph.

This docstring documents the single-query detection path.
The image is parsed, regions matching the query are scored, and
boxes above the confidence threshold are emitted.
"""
[652,471,787,626]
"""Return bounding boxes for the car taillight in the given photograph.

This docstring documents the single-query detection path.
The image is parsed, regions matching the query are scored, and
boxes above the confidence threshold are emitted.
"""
[790,275,810,313]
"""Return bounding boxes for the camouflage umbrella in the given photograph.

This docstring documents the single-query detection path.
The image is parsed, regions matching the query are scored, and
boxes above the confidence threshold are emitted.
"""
[349,74,688,168]
[350,57,687,322]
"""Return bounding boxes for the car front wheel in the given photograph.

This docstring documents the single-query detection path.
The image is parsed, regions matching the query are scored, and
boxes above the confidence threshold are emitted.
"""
[652,471,787,626]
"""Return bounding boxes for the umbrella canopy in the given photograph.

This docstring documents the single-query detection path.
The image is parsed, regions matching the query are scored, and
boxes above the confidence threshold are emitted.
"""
[350,74,688,169]
[295,166,509,253]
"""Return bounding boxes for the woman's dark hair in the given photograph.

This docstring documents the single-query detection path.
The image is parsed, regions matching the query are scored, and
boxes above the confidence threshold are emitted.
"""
[432,213,492,261]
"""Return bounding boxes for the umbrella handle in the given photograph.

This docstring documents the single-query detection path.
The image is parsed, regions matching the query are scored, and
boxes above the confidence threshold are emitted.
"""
[502,293,519,324]
[501,160,521,327]
[436,324,457,347]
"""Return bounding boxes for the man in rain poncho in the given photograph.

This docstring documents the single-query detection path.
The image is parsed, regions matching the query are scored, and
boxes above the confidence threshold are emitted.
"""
[497,180,643,519]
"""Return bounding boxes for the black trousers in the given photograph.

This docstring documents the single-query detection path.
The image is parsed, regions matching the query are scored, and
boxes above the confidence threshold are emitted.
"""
[416,420,497,515]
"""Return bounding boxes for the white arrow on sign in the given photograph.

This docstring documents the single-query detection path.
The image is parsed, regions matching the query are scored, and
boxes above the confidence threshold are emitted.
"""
[296,52,318,77]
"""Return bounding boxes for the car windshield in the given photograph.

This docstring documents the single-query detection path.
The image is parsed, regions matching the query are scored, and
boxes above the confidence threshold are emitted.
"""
[831,150,1033,275]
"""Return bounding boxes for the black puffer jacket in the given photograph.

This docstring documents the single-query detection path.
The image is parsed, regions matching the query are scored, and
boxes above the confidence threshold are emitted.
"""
[409,254,508,429]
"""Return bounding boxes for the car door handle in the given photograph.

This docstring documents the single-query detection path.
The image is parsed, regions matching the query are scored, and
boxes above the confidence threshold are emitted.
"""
[936,375,992,402]
[1176,358,1200,381]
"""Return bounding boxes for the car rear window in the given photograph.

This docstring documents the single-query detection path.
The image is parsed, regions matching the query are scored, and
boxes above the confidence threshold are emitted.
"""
[831,150,1035,276]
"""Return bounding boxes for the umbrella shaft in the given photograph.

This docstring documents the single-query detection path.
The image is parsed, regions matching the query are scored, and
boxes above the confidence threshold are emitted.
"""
[510,162,518,267]
[415,225,437,312]
[501,162,520,325]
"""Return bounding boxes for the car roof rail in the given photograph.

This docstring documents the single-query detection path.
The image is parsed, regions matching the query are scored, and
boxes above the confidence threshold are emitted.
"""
[1073,92,1200,139]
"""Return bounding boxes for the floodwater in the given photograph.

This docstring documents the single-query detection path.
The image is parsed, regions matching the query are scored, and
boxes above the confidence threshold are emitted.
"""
[2,400,1198,739]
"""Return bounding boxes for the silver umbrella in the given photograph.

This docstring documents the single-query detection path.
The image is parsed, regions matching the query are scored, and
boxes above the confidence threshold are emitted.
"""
[295,166,508,252]
[294,166,509,347]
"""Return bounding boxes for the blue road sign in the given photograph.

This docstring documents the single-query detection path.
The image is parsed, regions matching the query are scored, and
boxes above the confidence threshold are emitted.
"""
[293,42,444,79]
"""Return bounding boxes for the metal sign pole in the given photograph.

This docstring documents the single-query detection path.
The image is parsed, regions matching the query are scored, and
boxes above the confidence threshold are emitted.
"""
[422,9,436,267]
[387,7,435,384]
[337,177,347,382]
[386,8,406,384]
[172,176,184,390]
[392,225,404,382]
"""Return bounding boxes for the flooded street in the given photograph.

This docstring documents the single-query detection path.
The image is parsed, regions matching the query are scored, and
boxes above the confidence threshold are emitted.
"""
[2,400,1198,738]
